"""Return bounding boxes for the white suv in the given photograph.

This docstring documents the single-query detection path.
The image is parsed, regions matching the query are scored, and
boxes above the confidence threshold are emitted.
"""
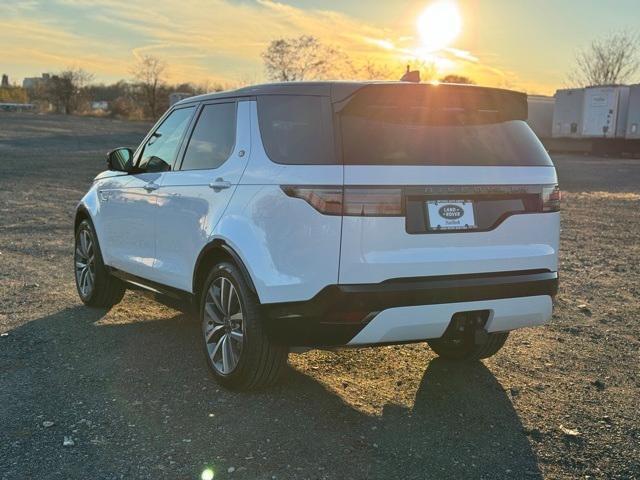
[74,82,560,390]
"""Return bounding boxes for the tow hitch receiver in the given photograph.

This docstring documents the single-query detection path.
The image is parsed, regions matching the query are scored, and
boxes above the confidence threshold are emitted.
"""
[443,310,491,345]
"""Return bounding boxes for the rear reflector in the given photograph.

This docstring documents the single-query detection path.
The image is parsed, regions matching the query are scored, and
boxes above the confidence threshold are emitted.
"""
[542,184,561,212]
[282,186,403,216]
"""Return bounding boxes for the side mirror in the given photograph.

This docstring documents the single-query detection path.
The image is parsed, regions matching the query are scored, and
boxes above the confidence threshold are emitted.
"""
[106,147,134,172]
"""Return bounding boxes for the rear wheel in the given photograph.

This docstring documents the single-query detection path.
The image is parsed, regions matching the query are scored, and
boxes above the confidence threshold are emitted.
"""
[74,219,125,308]
[200,262,288,390]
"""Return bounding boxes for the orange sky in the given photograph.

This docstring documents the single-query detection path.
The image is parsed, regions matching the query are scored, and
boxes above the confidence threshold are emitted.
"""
[1,0,639,95]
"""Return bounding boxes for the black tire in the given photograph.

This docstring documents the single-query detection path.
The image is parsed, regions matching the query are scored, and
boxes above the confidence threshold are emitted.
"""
[428,331,509,360]
[74,219,125,308]
[200,262,288,390]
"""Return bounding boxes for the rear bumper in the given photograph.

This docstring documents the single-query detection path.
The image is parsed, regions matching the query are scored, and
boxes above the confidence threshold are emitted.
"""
[263,270,558,346]
[348,295,552,345]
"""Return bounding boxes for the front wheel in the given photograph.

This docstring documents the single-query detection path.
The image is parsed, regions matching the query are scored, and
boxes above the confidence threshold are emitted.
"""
[74,219,125,308]
[200,262,288,390]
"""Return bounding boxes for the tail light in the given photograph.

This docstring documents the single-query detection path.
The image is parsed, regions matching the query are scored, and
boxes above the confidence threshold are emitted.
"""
[541,184,561,212]
[343,188,402,216]
[281,186,343,215]
[281,186,403,216]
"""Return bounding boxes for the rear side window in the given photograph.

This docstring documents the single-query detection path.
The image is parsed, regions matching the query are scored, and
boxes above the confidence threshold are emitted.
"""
[257,95,335,165]
[340,85,552,166]
[181,102,236,170]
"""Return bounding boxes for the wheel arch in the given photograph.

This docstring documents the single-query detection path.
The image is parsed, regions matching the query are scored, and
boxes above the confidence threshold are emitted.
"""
[73,205,108,262]
[74,204,92,231]
[192,240,258,301]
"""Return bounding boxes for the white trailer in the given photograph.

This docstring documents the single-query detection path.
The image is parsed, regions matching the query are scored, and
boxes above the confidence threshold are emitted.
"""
[527,95,554,139]
[552,88,584,138]
[625,84,640,140]
[0,103,35,112]
[581,86,630,138]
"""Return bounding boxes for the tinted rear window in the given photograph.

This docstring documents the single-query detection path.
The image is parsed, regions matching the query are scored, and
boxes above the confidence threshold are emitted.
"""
[340,86,552,166]
[257,95,335,165]
[181,102,236,171]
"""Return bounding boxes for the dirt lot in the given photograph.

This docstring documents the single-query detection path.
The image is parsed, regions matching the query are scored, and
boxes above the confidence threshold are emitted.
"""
[1,112,639,480]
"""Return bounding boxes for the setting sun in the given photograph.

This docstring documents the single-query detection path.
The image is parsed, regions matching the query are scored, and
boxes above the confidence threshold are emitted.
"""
[417,1,462,52]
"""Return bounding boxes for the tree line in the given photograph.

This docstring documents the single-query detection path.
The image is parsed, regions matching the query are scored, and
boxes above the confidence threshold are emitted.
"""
[9,55,224,119]
[5,43,475,120]
[260,31,640,88]
[259,35,474,84]
[3,30,638,120]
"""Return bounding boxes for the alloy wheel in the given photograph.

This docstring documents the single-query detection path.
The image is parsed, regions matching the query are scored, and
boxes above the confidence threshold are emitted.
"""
[75,228,95,298]
[203,276,244,375]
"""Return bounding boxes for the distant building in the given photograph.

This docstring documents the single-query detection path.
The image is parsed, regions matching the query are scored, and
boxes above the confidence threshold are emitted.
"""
[0,103,35,112]
[22,73,51,89]
[91,101,109,111]
[1,74,8,87]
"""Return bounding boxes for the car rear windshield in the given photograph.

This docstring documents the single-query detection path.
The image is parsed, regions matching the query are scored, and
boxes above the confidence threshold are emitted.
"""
[339,85,552,166]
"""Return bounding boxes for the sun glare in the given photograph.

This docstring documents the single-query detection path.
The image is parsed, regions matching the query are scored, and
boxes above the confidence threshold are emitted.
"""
[201,469,214,480]
[418,1,462,52]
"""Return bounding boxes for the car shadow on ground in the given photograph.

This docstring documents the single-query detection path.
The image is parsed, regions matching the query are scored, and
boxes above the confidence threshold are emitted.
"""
[1,304,542,480]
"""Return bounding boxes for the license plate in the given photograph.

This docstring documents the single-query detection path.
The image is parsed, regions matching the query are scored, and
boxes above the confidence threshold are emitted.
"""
[426,200,476,230]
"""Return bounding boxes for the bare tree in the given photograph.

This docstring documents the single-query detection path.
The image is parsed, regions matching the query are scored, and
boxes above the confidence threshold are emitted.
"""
[48,68,94,114]
[0,85,28,103]
[355,60,395,80]
[569,31,640,87]
[261,35,347,81]
[262,37,443,83]
[440,74,475,84]
[132,54,167,118]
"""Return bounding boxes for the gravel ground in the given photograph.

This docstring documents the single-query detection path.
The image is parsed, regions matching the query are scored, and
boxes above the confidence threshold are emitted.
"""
[1,112,639,480]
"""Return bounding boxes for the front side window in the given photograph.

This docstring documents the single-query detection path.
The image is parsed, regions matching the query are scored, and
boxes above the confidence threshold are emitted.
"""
[138,106,194,172]
[181,103,236,171]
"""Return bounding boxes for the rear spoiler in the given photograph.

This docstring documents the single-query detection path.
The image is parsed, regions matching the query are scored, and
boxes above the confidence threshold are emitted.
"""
[332,83,528,122]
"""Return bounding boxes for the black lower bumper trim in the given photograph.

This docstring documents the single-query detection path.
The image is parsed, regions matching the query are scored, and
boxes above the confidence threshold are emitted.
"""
[263,270,558,346]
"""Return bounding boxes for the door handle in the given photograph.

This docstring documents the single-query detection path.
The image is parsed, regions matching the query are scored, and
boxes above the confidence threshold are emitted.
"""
[209,178,232,192]
[143,183,159,192]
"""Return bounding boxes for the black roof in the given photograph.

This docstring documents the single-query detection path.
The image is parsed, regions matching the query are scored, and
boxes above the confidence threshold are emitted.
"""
[175,81,526,106]
[176,81,372,105]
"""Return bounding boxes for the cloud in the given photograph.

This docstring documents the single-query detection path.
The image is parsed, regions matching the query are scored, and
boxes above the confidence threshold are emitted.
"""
[0,1,39,15]
[1,0,548,93]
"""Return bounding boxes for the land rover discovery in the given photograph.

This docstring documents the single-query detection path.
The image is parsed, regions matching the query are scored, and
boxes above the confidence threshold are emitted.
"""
[74,82,560,390]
